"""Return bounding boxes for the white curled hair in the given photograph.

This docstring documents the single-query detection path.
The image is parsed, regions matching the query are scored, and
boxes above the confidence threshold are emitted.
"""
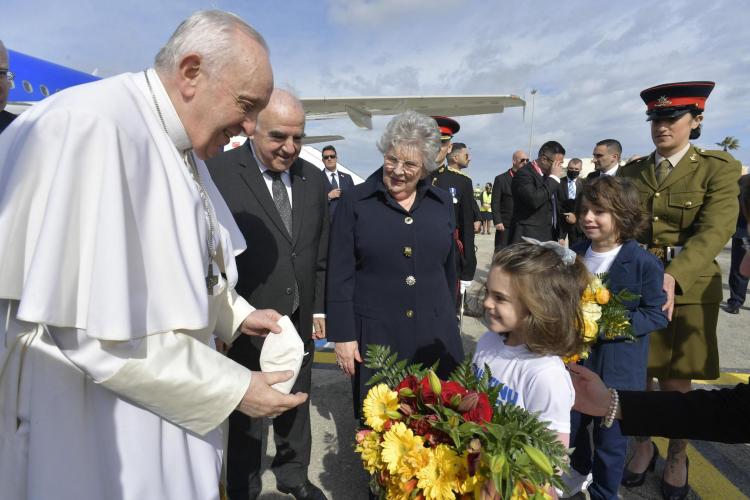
[154,10,268,75]
[522,237,577,265]
[377,110,442,173]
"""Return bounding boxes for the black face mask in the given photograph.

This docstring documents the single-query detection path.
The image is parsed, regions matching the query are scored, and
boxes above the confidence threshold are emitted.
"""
[567,170,580,180]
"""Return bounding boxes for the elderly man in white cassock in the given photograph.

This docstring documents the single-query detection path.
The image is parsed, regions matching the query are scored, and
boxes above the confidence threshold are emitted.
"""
[0,10,308,500]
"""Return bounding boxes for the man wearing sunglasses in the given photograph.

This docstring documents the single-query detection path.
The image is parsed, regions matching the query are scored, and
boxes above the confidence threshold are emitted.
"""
[320,145,353,218]
[0,40,17,133]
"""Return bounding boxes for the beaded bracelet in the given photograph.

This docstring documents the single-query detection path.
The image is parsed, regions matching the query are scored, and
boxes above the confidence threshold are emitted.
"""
[601,388,619,428]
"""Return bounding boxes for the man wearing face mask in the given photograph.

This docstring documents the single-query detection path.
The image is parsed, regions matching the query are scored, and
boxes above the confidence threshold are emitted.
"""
[559,158,584,245]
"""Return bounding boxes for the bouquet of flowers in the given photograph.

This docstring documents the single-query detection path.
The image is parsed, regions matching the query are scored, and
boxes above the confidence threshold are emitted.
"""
[355,345,568,500]
[566,272,639,363]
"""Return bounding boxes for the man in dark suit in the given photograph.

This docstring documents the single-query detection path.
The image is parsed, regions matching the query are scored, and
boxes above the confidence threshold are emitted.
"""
[491,149,527,251]
[208,89,329,500]
[320,144,354,219]
[587,139,621,180]
[723,174,750,314]
[0,41,17,134]
[558,157,584,245]
[509,141,565,243]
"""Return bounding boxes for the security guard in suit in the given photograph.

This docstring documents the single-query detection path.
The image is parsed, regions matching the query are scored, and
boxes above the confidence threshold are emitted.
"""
[429,116,477,294]
[618,81,740,499]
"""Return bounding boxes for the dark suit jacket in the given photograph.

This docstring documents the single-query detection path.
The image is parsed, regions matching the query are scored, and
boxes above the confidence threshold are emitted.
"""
[208,143,329,340]
[619,383,750,443]
[572,239,668,390]
[491,171,514,227]
[558,176,584,242]
[586,170,602,181]
[0,110,17,133]
[491,170,514,249]
[509,162,560,242]
[322,168,355,218]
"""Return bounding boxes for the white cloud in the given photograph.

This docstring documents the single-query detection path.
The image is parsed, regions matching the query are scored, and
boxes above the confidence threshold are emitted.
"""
[326,0,462,26]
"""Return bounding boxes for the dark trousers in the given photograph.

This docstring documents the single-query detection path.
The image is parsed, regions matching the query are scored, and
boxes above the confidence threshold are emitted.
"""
[494,225,511,252]
[569,410,628,500]
[226,313,314,500]
[728,236,749,308]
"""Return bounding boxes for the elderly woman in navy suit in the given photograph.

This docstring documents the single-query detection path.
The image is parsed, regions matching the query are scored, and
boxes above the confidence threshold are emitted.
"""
[326,110,464,416]
[566,176,668,500]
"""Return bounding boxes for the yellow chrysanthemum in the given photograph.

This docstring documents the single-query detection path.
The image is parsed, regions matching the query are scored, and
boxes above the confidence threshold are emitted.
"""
[380,422,425,474]
[363,384,400,432]
[398,445,430,478]
[386,477,418,500]
[416,444,462,499]
[582,287,596,303]
[355,430,382,473]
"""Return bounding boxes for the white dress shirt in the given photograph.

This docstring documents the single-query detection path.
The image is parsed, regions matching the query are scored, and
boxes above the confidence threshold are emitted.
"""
[249,141,293,206]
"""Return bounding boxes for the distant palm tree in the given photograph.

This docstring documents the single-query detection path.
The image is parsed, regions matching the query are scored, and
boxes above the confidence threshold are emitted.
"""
[715,136,740,152]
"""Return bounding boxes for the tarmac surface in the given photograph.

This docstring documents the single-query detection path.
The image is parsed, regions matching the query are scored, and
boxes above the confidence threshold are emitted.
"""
[252,232,750,500]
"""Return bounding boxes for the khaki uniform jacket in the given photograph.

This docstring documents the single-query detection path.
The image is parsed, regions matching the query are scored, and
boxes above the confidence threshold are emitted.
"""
[618,145,741,304]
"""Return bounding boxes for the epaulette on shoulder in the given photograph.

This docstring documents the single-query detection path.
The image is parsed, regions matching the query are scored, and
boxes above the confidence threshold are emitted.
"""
[447,166,469,178]
[437,166,446,174]
[624,156,649,167]
[695,148,734,163]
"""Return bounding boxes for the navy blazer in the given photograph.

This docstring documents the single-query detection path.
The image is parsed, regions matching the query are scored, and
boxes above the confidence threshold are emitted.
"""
[327,169,464,413]
[572,239,668,390]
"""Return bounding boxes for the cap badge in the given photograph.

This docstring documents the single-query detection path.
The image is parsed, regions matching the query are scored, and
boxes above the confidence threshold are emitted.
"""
[655,96,672,107]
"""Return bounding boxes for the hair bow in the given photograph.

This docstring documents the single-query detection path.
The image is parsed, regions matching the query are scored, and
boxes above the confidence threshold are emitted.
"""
[521,237,577,265]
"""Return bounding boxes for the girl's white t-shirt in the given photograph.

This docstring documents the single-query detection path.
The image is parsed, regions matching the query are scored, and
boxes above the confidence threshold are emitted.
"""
[472,332,574,433]
[583,244,622,274]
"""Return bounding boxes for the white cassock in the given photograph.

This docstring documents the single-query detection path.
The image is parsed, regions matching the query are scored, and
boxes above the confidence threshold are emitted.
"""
[0,69,257,500]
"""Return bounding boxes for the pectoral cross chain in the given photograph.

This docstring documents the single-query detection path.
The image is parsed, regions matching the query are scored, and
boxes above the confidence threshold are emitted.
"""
[206,263,219,295]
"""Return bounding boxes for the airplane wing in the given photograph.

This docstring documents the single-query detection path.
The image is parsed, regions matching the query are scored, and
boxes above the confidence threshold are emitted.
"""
[301,95,526,129]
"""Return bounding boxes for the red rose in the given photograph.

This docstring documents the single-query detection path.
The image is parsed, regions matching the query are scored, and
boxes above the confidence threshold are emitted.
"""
[462,392,493,423]
[408,417,432,436]
[440,380,468,408]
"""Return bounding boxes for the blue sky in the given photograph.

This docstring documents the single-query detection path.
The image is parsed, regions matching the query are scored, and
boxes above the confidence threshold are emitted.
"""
[3,0,749,184]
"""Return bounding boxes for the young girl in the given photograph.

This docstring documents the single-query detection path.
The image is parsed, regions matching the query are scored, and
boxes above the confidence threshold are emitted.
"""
[565,176,668,500]
[472,241,590,448]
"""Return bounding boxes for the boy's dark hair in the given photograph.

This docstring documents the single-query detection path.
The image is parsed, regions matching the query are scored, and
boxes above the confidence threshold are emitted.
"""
[576,176,647,242]
[490,243,588,357]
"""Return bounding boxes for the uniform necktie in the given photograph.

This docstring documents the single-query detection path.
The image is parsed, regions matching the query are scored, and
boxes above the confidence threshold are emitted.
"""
[655,159,671,184]
[268,171,292,235]
[568,180,576,199]
[268,170,299,312]
[330,172,338,189]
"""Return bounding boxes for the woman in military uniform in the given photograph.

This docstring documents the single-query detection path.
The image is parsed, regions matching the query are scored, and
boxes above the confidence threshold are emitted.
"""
[618,81,741,499]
